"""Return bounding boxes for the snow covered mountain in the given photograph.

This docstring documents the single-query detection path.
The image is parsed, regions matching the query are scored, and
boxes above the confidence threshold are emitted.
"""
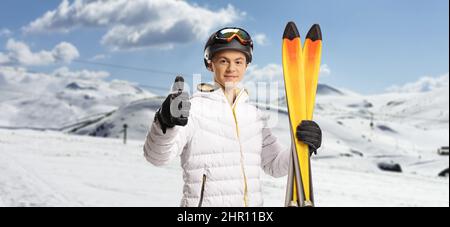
[312,86,449,177]
[317,84,345,96]
[0,66,155,129]
[58,78,449,178]
[68,97,165,141]
[64,83,348,140]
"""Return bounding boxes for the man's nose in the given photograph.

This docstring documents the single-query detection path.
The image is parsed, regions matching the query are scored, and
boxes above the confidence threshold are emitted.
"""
[227,62,237,72]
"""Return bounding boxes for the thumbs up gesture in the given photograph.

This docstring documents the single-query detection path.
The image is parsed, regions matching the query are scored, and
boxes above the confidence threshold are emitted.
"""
[155,76,191,134]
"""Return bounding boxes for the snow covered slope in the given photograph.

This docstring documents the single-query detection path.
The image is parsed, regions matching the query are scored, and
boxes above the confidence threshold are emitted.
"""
[69,97,165,141]
[0,129,447,207]
[312,85,449,177]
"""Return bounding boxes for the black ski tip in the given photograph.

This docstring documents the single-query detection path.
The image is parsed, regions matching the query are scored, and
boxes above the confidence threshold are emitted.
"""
[283,21,300,40]
[306,24,322,41]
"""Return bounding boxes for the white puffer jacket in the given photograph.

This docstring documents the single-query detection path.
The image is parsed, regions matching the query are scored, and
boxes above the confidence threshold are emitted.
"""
[143,83,290,207]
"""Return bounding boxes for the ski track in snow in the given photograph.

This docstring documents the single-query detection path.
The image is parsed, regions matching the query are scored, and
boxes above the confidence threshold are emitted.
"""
[0,129,183,207]
[0,150,74,206]
[0,129,448,207]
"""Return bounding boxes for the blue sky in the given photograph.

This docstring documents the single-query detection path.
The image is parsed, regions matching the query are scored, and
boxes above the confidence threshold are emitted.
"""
[0,0,448,94]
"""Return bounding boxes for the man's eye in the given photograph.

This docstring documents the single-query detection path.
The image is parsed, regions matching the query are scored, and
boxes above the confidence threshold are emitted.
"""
[236,61,243,65]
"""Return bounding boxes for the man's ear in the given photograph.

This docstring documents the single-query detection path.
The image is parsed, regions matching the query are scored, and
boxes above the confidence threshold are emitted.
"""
[207,62,214,72]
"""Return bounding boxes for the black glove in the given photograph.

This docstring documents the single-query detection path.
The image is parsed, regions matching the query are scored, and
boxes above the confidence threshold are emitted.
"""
[155,76,191,134]
[296,120,322,156]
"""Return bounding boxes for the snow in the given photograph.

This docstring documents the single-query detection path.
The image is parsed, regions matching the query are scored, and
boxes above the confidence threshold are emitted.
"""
[0,67,448,206]
[0,128,447,207]
[0,66,156,129]
[310,87,449,178]
[70,97,165,141]
[0,129,183,207]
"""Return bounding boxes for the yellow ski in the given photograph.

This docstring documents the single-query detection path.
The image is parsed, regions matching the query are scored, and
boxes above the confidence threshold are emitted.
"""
[283,22,322,207]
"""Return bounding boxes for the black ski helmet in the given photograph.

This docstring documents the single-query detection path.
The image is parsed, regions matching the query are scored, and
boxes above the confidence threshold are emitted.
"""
[203,27,253,69]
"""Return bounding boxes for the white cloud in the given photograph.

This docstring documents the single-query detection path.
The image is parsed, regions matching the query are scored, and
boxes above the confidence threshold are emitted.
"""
[52,42,80,63]
[242,64,284,103]
[0,28,12,37]
[23,0,244,50]
[0,65,109,83]
[245,64,283,83]
[4,39,55,65]
[0,53,9,64]
[320,64,331,77]
[253,33,268,46]
[387,73,449,93]
[0,39,79,66]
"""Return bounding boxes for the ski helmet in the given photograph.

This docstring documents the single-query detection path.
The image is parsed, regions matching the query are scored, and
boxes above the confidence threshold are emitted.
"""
[204,27,254,69]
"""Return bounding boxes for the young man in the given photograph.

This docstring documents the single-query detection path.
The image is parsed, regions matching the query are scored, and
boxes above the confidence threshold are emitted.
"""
[144,27,322,207]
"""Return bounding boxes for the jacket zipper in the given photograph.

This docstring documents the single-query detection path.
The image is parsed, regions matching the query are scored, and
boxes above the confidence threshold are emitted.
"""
[198,174,206,207]
[230,89,249,207]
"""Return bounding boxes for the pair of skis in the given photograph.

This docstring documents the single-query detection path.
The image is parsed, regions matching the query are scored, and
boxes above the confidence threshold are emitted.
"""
[282,22,322,207]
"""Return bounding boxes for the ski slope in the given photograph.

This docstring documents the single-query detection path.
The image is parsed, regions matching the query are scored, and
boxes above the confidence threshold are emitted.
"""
[0,128,448,207]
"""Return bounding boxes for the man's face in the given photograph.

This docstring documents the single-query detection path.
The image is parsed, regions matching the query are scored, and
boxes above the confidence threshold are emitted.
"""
[209,50,248,88]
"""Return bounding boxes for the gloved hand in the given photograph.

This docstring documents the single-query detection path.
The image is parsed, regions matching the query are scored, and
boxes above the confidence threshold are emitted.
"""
[155,76,191,134]
[296,120,322,156]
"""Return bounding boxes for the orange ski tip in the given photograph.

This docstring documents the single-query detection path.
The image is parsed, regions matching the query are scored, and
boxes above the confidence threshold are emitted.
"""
[282,37,301,45]
[283,21,300,40]
[304,39,322,47]
[306,24,322,42]
[282,39,302,59]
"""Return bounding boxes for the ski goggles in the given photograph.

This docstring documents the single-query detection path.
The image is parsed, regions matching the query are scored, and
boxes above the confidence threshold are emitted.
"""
[214,27,253,47]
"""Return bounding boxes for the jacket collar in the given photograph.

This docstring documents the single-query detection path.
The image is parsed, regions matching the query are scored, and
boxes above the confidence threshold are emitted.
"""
[194,82,249,106]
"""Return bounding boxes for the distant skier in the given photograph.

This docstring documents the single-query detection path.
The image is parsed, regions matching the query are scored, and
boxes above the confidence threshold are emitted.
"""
[143,27,322,207]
